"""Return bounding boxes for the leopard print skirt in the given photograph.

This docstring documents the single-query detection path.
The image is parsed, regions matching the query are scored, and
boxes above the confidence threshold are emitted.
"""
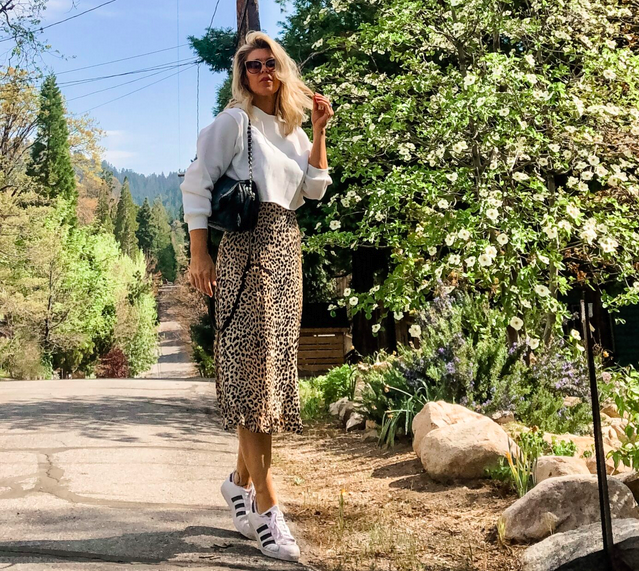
[213,201,304,435]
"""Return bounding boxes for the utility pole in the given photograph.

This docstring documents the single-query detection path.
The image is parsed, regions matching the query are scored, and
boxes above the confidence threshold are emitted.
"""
[236,0,260,47]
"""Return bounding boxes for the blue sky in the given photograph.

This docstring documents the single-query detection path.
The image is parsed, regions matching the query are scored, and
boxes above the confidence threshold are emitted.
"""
[22,0,291,175]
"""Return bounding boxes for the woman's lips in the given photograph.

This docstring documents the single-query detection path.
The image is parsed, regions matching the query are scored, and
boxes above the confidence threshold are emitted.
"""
[261,78,272,83]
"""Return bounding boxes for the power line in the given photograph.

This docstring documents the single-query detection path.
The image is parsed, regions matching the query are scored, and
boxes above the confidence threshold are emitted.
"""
[56,43,191,76]
[0,0,118,44]
[66,64,190,102]
[56,57,199,87]
[208,0,222,30]
[76,62,198,115]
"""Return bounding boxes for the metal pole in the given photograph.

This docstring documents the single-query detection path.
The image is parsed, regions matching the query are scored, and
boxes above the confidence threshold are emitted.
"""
[581,289,633,571]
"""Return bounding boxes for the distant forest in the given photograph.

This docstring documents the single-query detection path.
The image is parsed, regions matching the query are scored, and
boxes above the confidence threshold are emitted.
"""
[102,161,183,222]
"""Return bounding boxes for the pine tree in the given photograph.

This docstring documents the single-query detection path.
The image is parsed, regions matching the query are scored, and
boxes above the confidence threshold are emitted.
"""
[96,172,115,234]
[113,178,139,258]
[150,198,177,281]
[136,198,155,253]
[27,74,78,227]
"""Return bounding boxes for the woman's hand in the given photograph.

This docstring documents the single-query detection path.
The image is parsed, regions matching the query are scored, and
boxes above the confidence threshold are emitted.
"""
[189,251,217,297]
[311,93,334,131]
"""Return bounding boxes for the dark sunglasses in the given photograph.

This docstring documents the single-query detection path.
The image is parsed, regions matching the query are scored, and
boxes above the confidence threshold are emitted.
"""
[245,58,276,74]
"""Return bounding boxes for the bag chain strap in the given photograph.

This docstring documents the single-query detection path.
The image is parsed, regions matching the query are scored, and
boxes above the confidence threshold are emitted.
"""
[216,111,256,333]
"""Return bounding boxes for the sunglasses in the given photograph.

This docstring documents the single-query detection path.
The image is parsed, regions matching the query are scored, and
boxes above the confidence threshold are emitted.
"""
[245,58,276,75]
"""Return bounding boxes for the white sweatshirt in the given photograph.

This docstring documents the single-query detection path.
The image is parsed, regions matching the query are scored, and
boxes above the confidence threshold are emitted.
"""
[180,104,333,232]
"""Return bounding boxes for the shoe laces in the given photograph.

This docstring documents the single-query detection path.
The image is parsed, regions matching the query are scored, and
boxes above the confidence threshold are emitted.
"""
[269,508,295,544]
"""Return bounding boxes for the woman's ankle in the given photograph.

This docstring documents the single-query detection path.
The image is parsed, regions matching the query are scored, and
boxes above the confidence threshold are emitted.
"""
[233,469,252,488]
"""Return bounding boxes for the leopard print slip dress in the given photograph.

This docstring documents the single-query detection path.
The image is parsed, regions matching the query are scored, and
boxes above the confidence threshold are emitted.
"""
[212,201,304,435]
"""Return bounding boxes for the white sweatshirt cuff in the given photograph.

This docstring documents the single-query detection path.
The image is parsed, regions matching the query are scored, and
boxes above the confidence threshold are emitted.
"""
[186,215,209,232]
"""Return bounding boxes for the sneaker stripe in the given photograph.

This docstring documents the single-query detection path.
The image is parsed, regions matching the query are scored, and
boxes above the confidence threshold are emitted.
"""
[231,495,242,502]
[235,510,246,516]
[262,539,276,547]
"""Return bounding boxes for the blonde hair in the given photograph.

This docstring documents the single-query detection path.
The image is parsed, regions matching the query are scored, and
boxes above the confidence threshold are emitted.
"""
[225,30,315,137]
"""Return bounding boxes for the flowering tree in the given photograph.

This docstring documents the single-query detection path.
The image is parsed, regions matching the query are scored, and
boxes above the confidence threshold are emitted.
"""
[304,0,639,347]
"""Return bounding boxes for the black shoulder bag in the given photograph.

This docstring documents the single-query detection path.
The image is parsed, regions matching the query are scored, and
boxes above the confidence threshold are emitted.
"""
[207,109,261,333]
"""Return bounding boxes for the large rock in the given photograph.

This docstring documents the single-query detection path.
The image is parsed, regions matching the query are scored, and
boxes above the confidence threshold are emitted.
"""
[328,397,350,418]
[499,474,638,543]
[411,400,487,456]
[614,471,639,504]
[522,518,639,571]
[345,412,366,431]
[418,416,516,481]
[534,456,590,483]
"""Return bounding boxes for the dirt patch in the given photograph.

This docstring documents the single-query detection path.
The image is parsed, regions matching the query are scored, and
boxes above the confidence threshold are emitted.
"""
[272,418,525,571]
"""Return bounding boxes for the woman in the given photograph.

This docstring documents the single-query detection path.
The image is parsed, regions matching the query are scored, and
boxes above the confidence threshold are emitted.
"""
[180,30,334,562]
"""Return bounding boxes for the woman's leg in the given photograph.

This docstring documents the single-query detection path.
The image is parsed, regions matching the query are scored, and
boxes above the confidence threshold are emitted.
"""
[233,437,253,488]
[237,424,278,514]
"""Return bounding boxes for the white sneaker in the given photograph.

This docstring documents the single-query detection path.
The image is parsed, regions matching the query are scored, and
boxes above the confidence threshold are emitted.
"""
[220,470,257,540]
[248,497,301,562]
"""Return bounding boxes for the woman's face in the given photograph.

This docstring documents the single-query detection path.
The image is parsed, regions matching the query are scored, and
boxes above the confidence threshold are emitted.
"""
[244,48,281,98]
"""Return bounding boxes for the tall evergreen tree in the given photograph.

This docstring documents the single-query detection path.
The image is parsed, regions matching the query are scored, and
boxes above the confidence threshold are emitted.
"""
[27,74,78,227]
[136,198,155,253]
[96,183,114,234]
[113,178,139,258]
[150,198,177,281]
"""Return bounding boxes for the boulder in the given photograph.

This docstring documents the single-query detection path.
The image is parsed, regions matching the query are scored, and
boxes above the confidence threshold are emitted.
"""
[339,400,357,423]
[601,401,621,419]
[328,397,349,418]
[412,400,487,456]
[362,429,379,442]
[491,410,516,425]
[345,412,366,431]
[499,474,638,543]
[534,456,590,483]
[522,518,639,571]
[614,471,639,503]
[418,416,516,481]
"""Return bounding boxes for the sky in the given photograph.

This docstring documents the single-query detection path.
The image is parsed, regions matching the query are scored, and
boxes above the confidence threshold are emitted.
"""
[13,0,291,175]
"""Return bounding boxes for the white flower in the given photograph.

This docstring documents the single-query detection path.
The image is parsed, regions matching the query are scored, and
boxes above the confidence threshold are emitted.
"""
[537,254,549,265]
[525,54,535,67]
[328,304,336,310]
[570,329,581,340]
[464,74,477,88]
[372,323,381,333]
[343,287,351,296]
[549,144,560,153]
[497,233,509,245]
[408,324,422,338]
[632,281,639,292]
[370,285,380,293]
[428,246,438,256]
[513,172,530,182]
[521,298,532,309]
[543,225,558,239]
[558,220,572,232]
[465,256,476,266]
[485,245,497,258]
[510,316,524,331]
[452,141,469,153]
[566,205,581,219]
[486,208,499,221]
[599,236,618,253]
[445,233,456,246]
[603,69,616,81]
[533,193,546,202]
[458,228,471,241]
[446,172,459,183]
[449,254,461,265]
[349,296,359,306]
[478,254,493,267]
[535,284,550,297]
[525,73,537,85]
[499,107,510,117]
[580,227,598,244]
[528,337,540,350]
[330,220,342,230]
[394,311,403,321]
[438,198,450,209]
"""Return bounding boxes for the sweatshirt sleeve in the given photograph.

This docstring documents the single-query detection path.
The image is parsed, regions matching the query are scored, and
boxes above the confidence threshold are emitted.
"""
[299,128,333,201]
[180,111,242,232]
